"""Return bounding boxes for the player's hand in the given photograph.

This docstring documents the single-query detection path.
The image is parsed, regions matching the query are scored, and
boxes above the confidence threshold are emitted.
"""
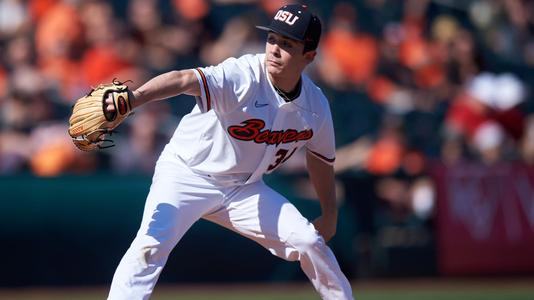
[105,96,115,113]
[312,214,337,242]
[106,90,138,112]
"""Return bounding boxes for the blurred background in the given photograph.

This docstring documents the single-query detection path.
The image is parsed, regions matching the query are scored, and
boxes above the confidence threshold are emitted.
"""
[1,0,534,299]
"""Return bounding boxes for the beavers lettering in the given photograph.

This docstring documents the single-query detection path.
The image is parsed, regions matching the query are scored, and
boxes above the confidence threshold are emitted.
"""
[228,119,313,146]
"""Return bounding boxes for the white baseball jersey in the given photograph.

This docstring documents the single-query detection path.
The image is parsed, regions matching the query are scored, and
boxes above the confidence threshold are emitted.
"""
[108,53,354,300]
[168,53,336,184]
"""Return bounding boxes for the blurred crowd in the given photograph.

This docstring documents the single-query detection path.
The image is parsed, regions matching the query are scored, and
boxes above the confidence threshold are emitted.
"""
[1,0,533,228]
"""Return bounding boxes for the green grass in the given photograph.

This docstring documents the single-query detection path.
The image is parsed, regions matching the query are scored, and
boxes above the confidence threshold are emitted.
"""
[356,290,534,300]
[152,288,534,300]
[1,280,533,300]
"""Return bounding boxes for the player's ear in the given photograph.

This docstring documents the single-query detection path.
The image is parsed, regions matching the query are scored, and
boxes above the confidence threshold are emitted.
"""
[303,50,316,63]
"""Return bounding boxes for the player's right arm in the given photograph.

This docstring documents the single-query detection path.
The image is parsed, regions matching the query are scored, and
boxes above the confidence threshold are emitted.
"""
[106,69,200,111]
[131,70,200,109]
[106,55,257,114]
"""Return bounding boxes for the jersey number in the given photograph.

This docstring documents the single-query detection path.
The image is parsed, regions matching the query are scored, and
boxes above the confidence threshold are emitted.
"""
[268,148,297,171]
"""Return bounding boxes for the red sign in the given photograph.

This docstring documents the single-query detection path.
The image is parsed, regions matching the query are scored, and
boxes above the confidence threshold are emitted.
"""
[432,162,534,275]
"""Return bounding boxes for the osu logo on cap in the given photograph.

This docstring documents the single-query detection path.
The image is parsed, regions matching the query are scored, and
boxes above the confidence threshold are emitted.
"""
[274,10,299,26]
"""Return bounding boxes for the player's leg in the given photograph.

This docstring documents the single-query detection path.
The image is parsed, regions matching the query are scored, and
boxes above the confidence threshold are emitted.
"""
[108,157,223,300]
[204,181,353,300]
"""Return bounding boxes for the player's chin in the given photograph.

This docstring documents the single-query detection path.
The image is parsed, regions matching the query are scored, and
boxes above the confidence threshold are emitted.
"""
[266,64,285,76]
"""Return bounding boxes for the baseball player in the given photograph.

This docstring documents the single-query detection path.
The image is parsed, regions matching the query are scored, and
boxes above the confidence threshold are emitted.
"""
[106,4,353,300]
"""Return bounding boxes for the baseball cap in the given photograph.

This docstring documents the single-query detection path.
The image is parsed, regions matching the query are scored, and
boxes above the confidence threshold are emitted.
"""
[256,4,322,51]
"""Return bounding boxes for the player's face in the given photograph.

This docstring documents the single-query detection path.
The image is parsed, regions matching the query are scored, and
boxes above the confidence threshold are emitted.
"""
[265,32,315,78]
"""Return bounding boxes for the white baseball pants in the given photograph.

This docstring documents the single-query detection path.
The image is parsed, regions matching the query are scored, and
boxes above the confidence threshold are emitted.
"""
[107,148,353,300]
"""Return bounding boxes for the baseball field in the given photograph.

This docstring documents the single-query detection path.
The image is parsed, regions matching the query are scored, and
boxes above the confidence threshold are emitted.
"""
[0,278,532,300]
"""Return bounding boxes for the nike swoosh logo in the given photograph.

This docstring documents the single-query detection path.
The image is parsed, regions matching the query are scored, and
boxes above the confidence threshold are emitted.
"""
[254,101,269,108]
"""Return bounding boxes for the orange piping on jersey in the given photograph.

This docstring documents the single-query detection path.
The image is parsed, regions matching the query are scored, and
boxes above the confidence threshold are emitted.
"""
[308,150,335,163]
[196,68,211,111]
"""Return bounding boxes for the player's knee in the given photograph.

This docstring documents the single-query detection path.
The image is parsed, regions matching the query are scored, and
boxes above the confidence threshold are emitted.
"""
[130,238,170,268]
[136,245,161,268]
[287,228,325,256]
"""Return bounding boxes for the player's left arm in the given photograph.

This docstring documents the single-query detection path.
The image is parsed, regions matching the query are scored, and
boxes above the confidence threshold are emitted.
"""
[306,150,338,242]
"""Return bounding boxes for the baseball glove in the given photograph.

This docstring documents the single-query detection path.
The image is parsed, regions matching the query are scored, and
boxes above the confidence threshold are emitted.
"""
[68,80,133,151]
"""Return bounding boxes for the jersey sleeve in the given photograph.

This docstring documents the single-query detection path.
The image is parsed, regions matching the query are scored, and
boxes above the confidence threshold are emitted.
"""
[306,102,336,166]
[193,56,257,115]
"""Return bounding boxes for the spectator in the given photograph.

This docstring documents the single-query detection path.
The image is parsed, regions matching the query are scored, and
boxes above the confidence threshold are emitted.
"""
[0,0,531,188]
[318,2,379,89]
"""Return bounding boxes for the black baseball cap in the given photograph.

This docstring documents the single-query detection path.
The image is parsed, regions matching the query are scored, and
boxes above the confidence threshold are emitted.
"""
[256,4,322,51]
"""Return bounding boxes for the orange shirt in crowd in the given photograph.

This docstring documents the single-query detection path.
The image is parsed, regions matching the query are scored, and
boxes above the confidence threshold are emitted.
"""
[366,136,405,175]
[40,58,82,100]
[82,46,132,87]
[399,34,428,69]
[367,76,397,104]
[34,2,82,62]
[323,28,379,85]
[0,67,6,98]
[260,0,292,15]
[30,140,75,177]
[28,0,59,22]
[173,0,210,21]
[414,62,445,88]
